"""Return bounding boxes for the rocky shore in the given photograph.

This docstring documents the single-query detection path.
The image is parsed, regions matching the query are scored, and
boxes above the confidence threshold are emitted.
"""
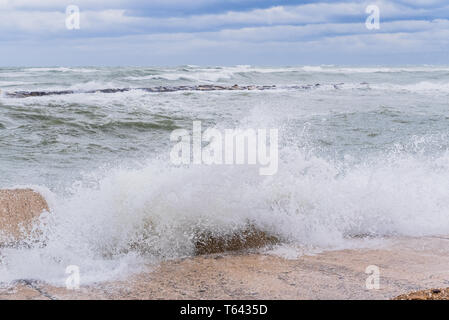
[1,189,449,300]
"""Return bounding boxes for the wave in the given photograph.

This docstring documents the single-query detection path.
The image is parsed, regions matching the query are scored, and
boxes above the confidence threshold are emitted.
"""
[2,137,449,285]
[125,70,238,82]
[123,66,308,82]
[0,81,31,87]
[24,67,99,73]
[371,81,449,93]
[300,66,449,73]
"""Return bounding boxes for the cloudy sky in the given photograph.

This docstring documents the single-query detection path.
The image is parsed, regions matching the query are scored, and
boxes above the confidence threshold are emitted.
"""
[1,0,448,66]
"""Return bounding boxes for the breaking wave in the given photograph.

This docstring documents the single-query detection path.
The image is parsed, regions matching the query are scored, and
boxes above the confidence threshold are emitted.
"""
[2,137,449,285]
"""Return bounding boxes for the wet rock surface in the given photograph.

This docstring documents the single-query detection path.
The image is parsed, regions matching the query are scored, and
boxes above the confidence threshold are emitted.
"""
[2,237,449,300]
[194,226,279,255]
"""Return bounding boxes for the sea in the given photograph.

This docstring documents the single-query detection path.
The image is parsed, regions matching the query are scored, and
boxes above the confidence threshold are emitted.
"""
[1,65,449,285]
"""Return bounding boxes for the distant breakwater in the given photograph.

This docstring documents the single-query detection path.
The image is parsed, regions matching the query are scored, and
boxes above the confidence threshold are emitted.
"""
[1,83,331,98]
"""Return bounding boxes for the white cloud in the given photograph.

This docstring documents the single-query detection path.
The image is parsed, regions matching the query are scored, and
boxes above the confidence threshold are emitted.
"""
[2,0,449,36]
[1,0,449,65]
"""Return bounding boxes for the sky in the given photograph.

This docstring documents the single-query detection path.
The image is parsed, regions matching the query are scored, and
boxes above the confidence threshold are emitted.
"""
[1,0,448,66]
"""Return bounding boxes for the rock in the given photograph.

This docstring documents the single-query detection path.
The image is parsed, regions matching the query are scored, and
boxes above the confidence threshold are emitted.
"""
[0,189,49,243]
[6,84,333,98]
[394,288,449,300]
[194,225,278,255]
[5,237,449,299]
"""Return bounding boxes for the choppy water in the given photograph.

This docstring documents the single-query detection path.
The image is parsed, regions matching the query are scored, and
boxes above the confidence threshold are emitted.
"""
[1,65,449,284]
